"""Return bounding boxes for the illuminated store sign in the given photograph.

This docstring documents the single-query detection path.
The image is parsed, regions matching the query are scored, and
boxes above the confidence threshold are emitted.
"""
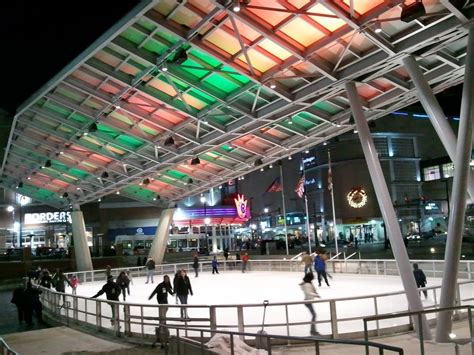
[24,212,72,225]
[234,194,248,219]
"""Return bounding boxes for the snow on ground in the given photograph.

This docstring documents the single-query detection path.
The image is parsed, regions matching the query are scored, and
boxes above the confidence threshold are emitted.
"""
[61,269,466,338]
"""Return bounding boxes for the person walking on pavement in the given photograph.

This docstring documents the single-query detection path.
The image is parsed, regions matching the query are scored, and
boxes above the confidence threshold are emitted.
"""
[192,253,199,278]
[413,263,428,299]
[241,253,249,273]
[148,275,174,321]
[314,252,330,287]
[300,272,320,335]
[301,251,313,274]
[11,278,27,325]
[174,270,193,319]
[92,275,121,325]
[211,256,219,274]
[145,257,156,284]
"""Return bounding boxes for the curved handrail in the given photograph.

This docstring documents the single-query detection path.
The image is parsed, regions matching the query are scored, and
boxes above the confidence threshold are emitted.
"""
[0,337,18,355]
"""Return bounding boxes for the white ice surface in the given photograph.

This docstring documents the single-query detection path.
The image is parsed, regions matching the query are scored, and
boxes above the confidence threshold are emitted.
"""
[64,270,470,337]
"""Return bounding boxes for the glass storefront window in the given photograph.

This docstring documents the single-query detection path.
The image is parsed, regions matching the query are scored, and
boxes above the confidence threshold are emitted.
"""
[424,166,440,181]
[442,163,454,178]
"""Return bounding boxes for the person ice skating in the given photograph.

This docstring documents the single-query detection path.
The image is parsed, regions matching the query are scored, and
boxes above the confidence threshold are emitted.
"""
[211,256,219,274]
[314,252,330,287]
[241,253,249,273]
[174,270,193,319]
[53,269,72,305]
[145,257,156,284]
[136,256,142,267]
[69,274,80,295]
[413,263,428,299]
[301,251,313,274]
[300,272,320,336]
[92,275,121,324]
[126,270,133,294]
[116,271,130,301]
[149,275,174,321]
[105,265,112,279]
[223,248,229,261]
[192,253,199,278]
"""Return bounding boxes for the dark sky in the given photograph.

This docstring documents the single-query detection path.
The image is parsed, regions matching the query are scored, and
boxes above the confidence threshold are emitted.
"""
[0,0,463,117]
[0,0,140,115]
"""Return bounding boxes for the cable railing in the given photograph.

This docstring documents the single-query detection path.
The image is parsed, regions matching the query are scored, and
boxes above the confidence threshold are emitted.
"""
[363,305,474,355]
[32,259,473,344]
[162,324,404,355]
[0,338,18,355]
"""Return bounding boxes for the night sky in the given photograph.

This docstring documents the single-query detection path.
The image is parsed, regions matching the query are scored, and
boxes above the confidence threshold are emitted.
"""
[0,0,463,117]
[0,0,140,115]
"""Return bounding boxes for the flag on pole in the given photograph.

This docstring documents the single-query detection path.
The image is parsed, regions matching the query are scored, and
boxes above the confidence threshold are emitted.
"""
[265,177,283,193]
[328,151,333,191]
[295,173,305,198]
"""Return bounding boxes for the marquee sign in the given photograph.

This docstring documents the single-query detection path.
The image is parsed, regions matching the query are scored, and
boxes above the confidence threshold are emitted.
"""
[24,211,72,225]
[234,194,248,219]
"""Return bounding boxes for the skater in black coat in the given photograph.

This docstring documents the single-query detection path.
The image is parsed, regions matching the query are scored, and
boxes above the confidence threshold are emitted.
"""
[92,275,121,324]
[413,263,428,299]
[149,275,174,321]
[174,270,193,319]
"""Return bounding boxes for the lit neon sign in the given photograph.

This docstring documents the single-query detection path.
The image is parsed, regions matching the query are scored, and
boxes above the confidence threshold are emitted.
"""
[234,194,248,219]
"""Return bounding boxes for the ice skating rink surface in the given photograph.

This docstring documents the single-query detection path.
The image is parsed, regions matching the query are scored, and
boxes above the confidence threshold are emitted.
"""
[67,270,470,337]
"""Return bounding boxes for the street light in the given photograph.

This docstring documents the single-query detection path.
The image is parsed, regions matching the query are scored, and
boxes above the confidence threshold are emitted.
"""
[263,207,269,213]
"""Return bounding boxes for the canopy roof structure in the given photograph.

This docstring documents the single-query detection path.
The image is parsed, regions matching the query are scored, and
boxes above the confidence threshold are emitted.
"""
[1,0,472,209]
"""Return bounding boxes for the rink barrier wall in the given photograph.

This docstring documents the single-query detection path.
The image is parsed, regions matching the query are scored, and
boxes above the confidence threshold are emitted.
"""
[38,259,474,344]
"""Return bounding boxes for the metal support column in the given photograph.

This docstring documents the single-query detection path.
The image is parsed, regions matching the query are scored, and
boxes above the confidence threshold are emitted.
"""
[148,208,175,264]
[436,26,474,342]
[345,81,431,340]
[71,203,93,271]
[403,55,474,201]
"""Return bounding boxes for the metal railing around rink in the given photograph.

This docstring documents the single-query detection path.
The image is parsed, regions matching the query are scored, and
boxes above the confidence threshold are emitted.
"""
[34,258,474,343]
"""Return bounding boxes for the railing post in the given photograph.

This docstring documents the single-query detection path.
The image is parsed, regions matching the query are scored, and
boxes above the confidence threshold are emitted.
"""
[230,333,235,355]
[124,304,131,336]
[96,301,101,330]
[417,313,425,354]
[468,261,472,280]
[237,306,244,340]
[373,297,380,336]
[376,261,379,275]
[329,300,338,339]
[114,303,120,337]
[363,320,369,355]
[73,296,78,322]
[210,306,217,334]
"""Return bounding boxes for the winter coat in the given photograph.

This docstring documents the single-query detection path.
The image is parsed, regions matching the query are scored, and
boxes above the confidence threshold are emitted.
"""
[92,281,121,301]
[146,259,156,270]
[212,259,219,268]
[314,255,326,271]
[300,282,319,300]
[40,275,53,289]
[174,275,193,296]
[116,274,130,288]
[413,269,427,286]
[149,281,174,304]
[193,256,199,269]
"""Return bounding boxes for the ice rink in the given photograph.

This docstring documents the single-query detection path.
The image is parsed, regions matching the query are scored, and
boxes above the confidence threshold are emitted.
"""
[61,269,473,337]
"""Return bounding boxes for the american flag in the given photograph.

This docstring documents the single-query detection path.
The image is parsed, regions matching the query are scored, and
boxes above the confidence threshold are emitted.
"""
[295,173,305,198]
[328,151,333,191]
